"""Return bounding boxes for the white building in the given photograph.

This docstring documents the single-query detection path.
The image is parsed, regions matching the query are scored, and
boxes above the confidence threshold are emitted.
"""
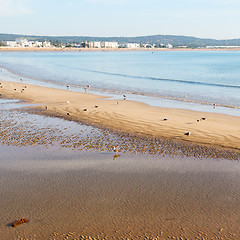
[42,41,51,47]
[34,41,43,47]
[101,42,119,48]
[5,39,51,48]
[126,43,140,49]
[89,41,101,48]
[5,41,19,47]
[166,44,173,49]
[20,39,32,47]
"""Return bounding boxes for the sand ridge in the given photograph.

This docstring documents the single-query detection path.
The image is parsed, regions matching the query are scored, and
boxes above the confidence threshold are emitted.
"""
[0,80,239,152]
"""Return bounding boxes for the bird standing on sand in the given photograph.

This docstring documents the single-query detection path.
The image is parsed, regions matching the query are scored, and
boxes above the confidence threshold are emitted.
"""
[113,146,118,152]
[184,132,191,136]
[123,94,126,100]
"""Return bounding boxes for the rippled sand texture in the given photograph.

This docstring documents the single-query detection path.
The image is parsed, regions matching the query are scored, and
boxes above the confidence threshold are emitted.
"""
[1,145,240,240]
[0,110,239,161]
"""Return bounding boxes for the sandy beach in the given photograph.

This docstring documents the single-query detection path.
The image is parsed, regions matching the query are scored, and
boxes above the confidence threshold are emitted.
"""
[0,81,240,239]
[0,79,239,153]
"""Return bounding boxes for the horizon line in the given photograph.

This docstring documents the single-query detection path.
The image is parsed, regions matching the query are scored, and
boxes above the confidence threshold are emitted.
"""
[0,32,239,41]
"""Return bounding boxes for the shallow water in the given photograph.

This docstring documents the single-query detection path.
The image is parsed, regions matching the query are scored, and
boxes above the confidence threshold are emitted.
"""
[0,50,239,115]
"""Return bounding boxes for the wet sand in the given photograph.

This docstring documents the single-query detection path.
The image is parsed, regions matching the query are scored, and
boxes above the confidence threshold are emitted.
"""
[0,80,239,153]
[1,144,240,240]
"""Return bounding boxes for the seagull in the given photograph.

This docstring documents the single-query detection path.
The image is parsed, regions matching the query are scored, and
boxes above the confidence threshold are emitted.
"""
[67,112,70,116]
[184,132,191,136]
[113,146,118,152]
[67,100,70,104]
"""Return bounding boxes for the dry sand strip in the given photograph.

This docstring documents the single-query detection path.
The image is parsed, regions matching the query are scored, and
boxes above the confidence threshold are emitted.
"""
[0,80,239,152]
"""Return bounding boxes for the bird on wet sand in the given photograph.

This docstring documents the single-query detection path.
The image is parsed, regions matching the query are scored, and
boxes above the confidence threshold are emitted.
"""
[113,146,118,152]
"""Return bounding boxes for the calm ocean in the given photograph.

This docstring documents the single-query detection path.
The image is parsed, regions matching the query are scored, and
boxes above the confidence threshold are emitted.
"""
[0,50,239,115]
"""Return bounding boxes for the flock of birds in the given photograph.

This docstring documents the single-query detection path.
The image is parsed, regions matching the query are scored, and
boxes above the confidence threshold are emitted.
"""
[0,71,210,148]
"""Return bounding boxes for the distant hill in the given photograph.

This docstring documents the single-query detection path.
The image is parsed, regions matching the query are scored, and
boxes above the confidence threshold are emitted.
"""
[1,33,240,47]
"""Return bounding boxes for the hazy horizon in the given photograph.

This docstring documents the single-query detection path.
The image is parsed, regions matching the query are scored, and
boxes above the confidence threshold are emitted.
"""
[1,32,240,41]
[0,0,240,40]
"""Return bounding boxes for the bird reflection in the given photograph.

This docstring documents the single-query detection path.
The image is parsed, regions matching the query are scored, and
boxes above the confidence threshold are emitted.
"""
[113,154,121,160]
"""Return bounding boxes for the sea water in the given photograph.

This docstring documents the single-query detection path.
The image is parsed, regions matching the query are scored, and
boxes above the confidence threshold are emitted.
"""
[0,50,239,115]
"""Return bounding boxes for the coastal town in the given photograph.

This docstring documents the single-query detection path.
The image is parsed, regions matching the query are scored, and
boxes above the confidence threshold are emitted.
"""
[1,38,174,49]
[2,38,240,50]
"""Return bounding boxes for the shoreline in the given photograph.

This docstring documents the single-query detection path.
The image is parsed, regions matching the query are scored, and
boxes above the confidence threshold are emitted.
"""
[1,46,240,52]
[1,65,239,116]
[0,79,239,154]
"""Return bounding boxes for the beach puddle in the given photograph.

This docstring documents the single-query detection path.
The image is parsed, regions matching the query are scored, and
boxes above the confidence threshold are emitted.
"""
[0,98,38,111]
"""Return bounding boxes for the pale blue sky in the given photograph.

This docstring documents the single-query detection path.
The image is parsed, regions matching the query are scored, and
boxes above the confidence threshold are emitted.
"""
[0,0,240,39]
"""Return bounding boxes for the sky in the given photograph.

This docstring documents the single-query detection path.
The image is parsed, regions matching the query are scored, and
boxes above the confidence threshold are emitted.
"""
[0,0,240,39]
